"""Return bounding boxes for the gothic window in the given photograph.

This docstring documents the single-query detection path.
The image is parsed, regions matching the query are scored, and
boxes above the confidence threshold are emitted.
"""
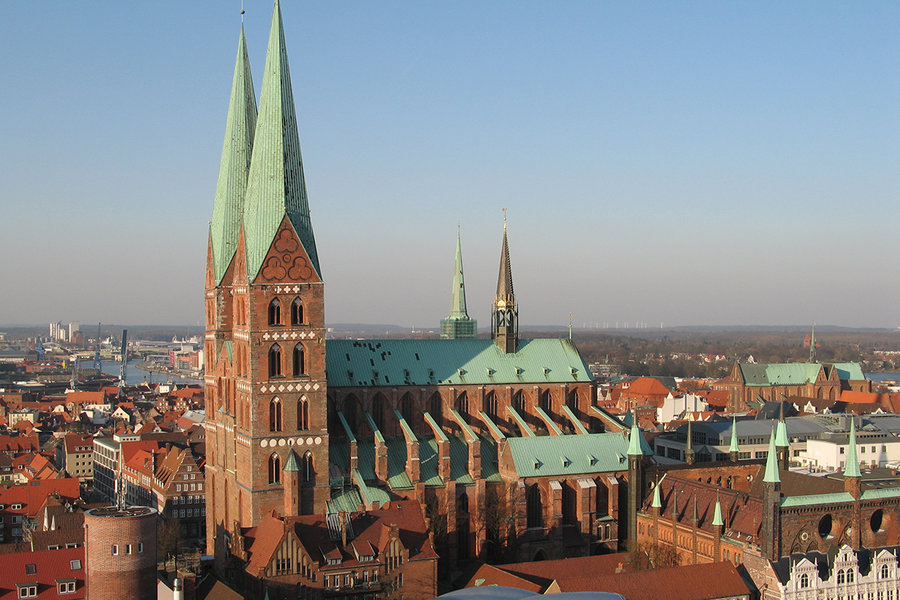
[456,392,468,416]
[269,344,282,377]
[512,390,526,414]
[298,397,309,430]
[526,484,543,528]
[566,389,578,411]
[268,453,281,484]
[302,451,314,483]
[371,394,386,431]
[484,392,498,419]
[270,398,282,432]
[291,298,304,325]
[429,393,442,422]
[293,344,305,376]
[539,390,552,413]
[400,393,414,423]
[269,299,282,325]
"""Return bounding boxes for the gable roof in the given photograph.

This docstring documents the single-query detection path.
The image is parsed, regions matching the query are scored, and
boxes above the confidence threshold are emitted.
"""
[0,546,85,600]
[326,339,593,388]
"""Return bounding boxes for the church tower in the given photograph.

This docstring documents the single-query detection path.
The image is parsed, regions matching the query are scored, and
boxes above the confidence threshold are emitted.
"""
[491,219,518,353]
[205,0,328,563]
[440,229,477,339]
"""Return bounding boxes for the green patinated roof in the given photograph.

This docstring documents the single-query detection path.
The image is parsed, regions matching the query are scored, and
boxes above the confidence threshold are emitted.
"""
[327,488,363,513]
[326,338,593,387]
[448,229,470,320]
[844,418,862,478]
[729,417,740,453]
[860,488,900,501]
[504,432,630,478]
[210,26,257,284]
[283,449,300,471]
[781,492,855,507]
[651,479,662,508]
[763,429,780,484]
[627,418,643,456]
[712,497,724,526]
[738,362,867,386]
[242,0,320,282]
[775,419,789,447]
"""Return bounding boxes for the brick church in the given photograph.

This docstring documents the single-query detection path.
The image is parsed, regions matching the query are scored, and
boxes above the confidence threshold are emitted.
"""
[204,2,651,597]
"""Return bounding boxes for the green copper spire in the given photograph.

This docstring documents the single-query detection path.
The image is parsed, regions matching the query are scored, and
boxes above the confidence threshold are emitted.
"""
[283,449,300,472]
[651,479,662,508]
[243,0,320,282]
[844,418,862,478]
[210,25,257,284]
[729,416,740,453]
[440,229,477,338]
[712,494,724,527]
[809,322,817,363]
[628,413,644,456]
[775,404,789,448]
[763,428,780,484]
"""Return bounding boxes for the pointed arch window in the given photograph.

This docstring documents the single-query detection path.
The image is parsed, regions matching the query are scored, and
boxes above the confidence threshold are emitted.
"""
[268,298,282,326]
[539,390,552,413]
[566,389,579,411]
[268,453,281,484]
[270,398,283,432]
[484,392,498,419]
[400,393,415,424]
[456,392,468,416]
[291,298,304,325]
[526,484,543,528]
[429,393,442,423]
[298,397,309,430]
[372,394,386,431]
[302,451,314,483]
[512,390,526,415]
[293,344,305,376]
[269,344,282,377]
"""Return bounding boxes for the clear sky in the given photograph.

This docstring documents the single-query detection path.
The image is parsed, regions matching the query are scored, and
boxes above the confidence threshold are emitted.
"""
[2,1,898,329]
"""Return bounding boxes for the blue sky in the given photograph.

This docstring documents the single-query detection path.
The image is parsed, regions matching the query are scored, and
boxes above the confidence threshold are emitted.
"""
[2,1,898,329]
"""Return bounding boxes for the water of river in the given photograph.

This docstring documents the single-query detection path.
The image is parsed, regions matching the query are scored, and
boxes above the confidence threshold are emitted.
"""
[99,359,201,387]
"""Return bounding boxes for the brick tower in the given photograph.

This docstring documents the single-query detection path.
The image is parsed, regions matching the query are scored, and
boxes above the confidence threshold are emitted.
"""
[205,0,329,563]
[84,506,157,600]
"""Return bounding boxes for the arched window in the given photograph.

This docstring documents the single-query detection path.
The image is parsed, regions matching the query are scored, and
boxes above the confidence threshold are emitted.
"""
[269,344,282,377]
[567,389,579,411]
[270,398,282,432]
[302,451,314,483]
[456,392,468,415]
[847,570,854,583]
[400,393,414,423]
[512,390,526,414]
[837,570,845,584]
[882,564,889,579]
[526,484,543,528]
[268,453,281,484]
[298,397,309,430]
[268,299,281,325]
[539,390,552,413]
[484,392,498,419]
[371,394,386,431]
[293,344,305,376]
[291,298,304,325]
[429,393,442,422]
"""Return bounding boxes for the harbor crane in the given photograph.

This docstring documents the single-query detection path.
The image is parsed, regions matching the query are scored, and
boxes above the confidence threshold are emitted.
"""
[93,322,102,371]
[119,329,128,389]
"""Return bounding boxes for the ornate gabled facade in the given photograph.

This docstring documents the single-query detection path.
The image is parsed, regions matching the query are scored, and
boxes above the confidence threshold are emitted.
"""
[205,0,329,567]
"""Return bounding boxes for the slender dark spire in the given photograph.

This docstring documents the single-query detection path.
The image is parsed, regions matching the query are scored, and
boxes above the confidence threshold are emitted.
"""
[492,215,518,353]
[243,0,320,281]
[440,228,476,338]
[210,25,257,284]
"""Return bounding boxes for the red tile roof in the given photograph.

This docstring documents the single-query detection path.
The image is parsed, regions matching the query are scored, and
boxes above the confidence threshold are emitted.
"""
[0,478,80,518]
[555,561,750,600]
[0,546,85,600]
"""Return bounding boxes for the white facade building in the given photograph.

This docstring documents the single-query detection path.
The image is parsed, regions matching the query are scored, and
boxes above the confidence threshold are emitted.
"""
[776,545,900,600]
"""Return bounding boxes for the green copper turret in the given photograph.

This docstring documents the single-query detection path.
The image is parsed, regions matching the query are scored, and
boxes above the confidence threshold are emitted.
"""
[440,229,476,339]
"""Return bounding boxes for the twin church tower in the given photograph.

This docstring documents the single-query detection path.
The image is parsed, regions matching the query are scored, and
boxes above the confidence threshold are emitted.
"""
[205,1,520,555]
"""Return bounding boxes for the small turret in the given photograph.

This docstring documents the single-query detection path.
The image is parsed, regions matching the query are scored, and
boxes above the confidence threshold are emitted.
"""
[729,416,740,462]
[685,419,695,465]
[775,402,790,469]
